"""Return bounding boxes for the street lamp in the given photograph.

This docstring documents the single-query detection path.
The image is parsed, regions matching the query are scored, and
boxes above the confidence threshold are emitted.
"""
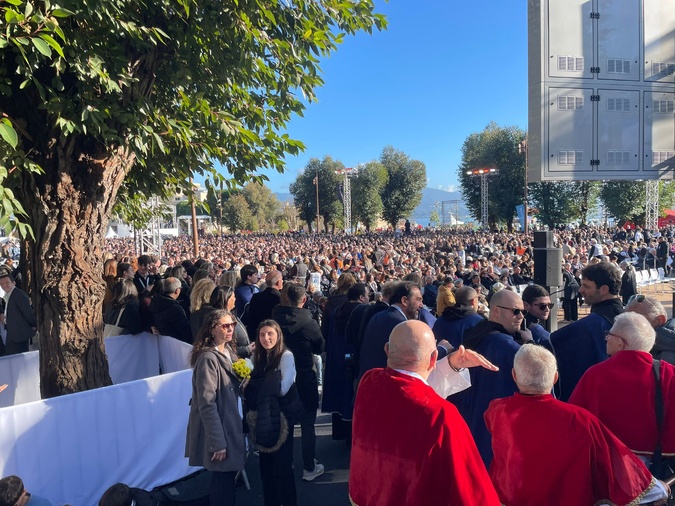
[466,167,498,227]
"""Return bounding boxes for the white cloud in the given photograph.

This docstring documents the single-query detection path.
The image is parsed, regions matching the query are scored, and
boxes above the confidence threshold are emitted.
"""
[436,185,456,192]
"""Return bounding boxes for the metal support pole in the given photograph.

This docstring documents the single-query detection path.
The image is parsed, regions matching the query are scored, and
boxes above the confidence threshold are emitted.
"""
[314,168,320,233]
[645,180,659,232]
[189,178,199,258]
[481,173,489,227]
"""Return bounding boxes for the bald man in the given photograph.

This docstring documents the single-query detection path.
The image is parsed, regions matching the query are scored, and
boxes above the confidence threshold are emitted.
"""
[245,270,283,337]
[349,321,500,506]
[450,288,533,467]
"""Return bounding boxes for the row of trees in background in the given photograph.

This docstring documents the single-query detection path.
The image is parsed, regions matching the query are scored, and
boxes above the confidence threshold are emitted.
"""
[459,123,675,230]
[289,146,426,232]
[172,144,426,234]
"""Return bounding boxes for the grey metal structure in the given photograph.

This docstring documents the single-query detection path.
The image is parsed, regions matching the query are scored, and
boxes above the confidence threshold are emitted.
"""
[336,167,357,233]
[528,0,674,182]
[135,196,163,257]
[440,200,461,226]
[645,180,660,231]
[466,168,498,227]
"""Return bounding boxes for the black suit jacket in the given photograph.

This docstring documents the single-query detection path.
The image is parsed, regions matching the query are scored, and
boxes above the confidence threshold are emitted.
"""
[1,287,37,355]
[245,287,281,337]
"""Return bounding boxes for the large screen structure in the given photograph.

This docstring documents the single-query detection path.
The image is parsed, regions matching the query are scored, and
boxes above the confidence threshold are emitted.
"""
[528,0,674,181]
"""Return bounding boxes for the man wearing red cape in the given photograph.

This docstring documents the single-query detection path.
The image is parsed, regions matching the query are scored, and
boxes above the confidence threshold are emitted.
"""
[569,310,675,460]
[349,320,500,506]
[486,344,669,506]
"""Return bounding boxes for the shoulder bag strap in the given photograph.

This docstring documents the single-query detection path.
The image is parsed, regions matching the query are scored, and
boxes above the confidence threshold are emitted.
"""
[653,359,664,466]
[114,307,126,327]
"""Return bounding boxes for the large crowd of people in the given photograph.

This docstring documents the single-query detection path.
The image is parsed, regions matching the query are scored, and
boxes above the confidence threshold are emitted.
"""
[3,224,675,505]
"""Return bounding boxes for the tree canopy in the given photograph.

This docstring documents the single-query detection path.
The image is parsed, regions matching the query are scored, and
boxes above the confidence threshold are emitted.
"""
[351,160,386,231]
[458,123,525,231]
[379,146,426,229]
[0,0,385,397]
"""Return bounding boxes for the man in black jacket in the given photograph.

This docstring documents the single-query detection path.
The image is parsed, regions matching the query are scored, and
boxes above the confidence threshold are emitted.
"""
[245,270,283,337]
[0,270,36,355]
[271,283,325,481]
[148,277,192,343]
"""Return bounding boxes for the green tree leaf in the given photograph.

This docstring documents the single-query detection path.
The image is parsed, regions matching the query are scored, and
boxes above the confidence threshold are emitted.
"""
[0,120,18,148]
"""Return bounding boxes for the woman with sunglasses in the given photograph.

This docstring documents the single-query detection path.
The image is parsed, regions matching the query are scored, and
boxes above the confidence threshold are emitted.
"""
[185,310,246,506]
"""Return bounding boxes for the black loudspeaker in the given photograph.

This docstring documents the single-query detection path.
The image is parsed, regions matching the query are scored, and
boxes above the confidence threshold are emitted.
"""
[533,248,563,287]
[533,231,555,249]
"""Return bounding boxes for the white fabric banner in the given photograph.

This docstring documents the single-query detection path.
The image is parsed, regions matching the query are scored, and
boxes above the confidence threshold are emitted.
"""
[0,351,40,408]
[105,332,160,384]
[0,369,198,506]
[158,335,192,373]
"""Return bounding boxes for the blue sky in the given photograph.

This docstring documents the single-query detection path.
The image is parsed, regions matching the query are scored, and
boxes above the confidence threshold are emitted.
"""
[234,1,529,193]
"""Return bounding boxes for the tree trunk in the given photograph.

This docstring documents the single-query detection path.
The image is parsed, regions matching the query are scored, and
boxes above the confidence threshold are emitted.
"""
[18,141,133,398]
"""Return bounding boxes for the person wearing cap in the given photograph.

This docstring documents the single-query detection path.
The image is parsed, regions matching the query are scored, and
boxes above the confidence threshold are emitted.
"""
[569,312,675,474]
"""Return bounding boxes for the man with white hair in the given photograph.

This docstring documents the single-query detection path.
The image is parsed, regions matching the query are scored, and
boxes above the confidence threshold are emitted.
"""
[625,295,675,365]
[486,344,669,506]
[569,312,675,465]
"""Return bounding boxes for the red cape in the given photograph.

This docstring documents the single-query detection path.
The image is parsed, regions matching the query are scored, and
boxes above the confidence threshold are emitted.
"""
[349,368,499,506]
[485,393,655,506]
[569,350,675,456]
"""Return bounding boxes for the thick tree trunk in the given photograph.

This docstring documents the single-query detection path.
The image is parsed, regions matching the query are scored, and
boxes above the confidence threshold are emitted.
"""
[18,142,133,398]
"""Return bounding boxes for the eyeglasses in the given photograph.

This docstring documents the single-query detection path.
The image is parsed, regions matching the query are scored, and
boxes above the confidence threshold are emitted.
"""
[496,305,526,316]
[604,330,627,345]
[216,322,237,330]
[535,303,555,311]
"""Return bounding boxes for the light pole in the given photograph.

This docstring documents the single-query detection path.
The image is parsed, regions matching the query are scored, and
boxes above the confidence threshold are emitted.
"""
[466,168,498,228]
[519,139,529,235]
[313,168,320,233]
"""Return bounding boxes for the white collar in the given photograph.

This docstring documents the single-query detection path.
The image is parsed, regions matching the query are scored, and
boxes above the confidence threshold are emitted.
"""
[393,369,428,385]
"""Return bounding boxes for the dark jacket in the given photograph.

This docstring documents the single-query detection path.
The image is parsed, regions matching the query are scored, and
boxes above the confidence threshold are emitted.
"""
[432,306,484,349]
[149,294,193,343]
[185,349,246,471]
[190,304,214,340]
[0,287,36,355]
[562,270,580,299]
[272,305,325,410]
[104,300,144,335]
[654,320,675,365]
[550,297,623,401]
[245,287,281,337]
[0,286,37,355]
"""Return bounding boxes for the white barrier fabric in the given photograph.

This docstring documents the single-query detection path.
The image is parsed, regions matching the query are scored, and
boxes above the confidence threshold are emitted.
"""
[105,333,160,384]
[0,369,198,506]
[0,334,191,409]
[158,335,192,373]
[0,351,40,409]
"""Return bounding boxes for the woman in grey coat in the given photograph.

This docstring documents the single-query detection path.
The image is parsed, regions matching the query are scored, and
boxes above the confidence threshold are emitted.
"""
[185,309,246,506]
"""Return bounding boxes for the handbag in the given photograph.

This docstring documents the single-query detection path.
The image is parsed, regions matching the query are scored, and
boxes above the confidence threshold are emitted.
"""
[103,307,126,338]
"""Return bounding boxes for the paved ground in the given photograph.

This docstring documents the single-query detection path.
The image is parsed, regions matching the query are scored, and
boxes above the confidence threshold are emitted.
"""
[235,412,352,505]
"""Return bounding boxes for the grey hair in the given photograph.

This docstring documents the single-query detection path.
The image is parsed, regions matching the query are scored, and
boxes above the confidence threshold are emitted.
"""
[625,296,666,329]
[162,277,182,295]
[513,345,558,394]
[610,312,655,352]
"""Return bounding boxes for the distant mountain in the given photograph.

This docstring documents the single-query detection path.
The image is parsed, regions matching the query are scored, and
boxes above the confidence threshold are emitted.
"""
[411,188,470,226]
[276,188,470,226]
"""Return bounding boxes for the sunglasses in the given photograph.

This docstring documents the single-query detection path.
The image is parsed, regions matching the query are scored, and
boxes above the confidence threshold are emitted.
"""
[534,303,555,311]
[496,305,526,316]
[216,322,237,330]
[628,294,646,304]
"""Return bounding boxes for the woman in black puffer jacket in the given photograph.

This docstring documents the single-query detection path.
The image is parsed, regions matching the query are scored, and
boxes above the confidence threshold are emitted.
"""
[245,320,302,506]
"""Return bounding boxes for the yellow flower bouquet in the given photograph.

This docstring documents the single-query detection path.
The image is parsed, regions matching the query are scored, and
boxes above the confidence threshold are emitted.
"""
[232,358,252,381]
